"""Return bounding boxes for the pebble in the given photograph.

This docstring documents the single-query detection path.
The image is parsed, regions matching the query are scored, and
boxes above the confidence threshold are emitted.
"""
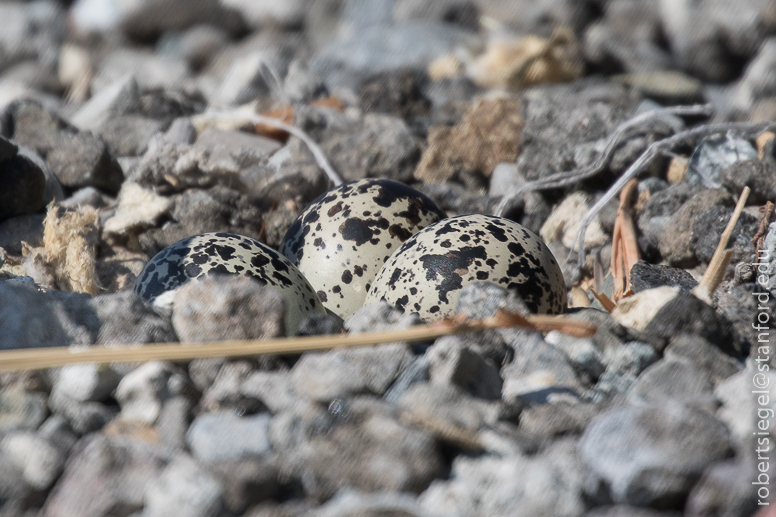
[518,400,603,438]
[0,384,49,431]
[664,334,743,386]
[52,363,121,403]
[171,276,286,342]
[0,213,45,254]
[629,260,699,293]
[47,388,117,435]
[143,454,224,517]
[42,434,169,517]
[426,335,502,400]
[685,459,762,517]
[115,361,179,425]
[240,370,300,414]
[208,456,280,514]
[0,430,66,489]
[715,367,776,448]
[579,403,731,507]
[186,411,272,463]
[689,205,758,264]
[155,396,193,450]
[720,157,776,204]
[686,134,758,188]
[626,357,716,411]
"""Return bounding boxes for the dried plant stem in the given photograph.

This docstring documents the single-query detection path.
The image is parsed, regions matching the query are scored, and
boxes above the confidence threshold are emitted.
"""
[588,290,617,313]
[0,312,596,373]
[571,122,774,270]
[611,178,640,302]
[693,187,750,303]
[752,201,775,252]
[494,104,713,216]
[202,110,343,187]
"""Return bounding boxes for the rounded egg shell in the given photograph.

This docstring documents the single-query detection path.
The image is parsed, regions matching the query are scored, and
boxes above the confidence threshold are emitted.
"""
[278,178,446,319]
[134,232,326,335]
[365,214,566,319]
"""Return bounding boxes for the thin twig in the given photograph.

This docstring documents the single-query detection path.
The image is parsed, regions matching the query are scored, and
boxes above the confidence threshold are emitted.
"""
[752,201,775,252]
[611,178,640,302]
[494,104,713,216]
[202,110,344,187]
[0,311,596,373]
[571,122,775,271]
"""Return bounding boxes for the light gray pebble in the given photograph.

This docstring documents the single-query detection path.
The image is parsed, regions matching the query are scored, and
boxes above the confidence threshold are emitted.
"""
[186,411,272,463]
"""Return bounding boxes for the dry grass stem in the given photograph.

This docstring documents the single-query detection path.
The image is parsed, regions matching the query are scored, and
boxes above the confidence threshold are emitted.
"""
[0,311,596,373]
[693,187,750,303]
[610,178,641,302]
[588,289,617,313]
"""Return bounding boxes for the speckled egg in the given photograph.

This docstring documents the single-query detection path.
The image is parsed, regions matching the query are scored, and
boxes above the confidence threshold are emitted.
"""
[365,214,566,319]
[134,232,326,335]
[279,179,446,319]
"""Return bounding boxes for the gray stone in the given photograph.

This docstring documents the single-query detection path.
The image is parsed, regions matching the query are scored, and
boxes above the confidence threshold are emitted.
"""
[90,290,178,346]
[0,431,66,490]
[579,403,731,507]
[426,335,502,400]
[119,0,245,40]
[207,457,280,514]
[45,131,124,193]
[419,438,585,517]
[629,260,699,293]
[686,135,758,188]
[52,363,122,403]
[393,0,478,28]
[500,332,585,404]
[270,398,442,499]
[100,115,167,157]
[690,206,758,264]
[38,415,78,456]
[0,213,44,254]
[715,368,776,448]
[0,138,47,222]
[685,459,761,517]
[156,396,193,450]
[309,489,423,517]
[115,362,181,425]
[519,400,604,438]
[0,1,66,72]
[345,300,420,333]
[310,21,475,91]
[61,187,111,210]
[545,331,606,382]
[186,411,272,463]
[358,69,431,119]
[47,388,117,435]
[658,188,734,266]
[0,385,49,431]
[734,37,776,111]
[383,356,430,403]
[292,343,414,401]
[397,382,509,434]
[664,334,743,386]
[143,454,223,517]
[454,281,530,319]
[0,282,74,350]
[240,370,300,414]
[637,182,704,260]
[201,360,267,415]
[0,454,30,508]
[626,357,716,410]
[90,49,191,96]
[157,24,230,71]
[41,434,169,517]
[585,507,682,517]
[591,341,659,399]
[172,275,286,342]
[68,75,142,132]
[296,312,345,337]
[720,158,776,204]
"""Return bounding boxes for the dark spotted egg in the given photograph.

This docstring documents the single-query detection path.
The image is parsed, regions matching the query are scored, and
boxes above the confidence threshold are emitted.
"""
[279,179,446,319]
[134,232,326,335]
[365,214,566,320]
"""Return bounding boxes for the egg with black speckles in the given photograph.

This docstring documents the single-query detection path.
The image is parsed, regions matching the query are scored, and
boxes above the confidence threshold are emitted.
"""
[365,214,566,319]
[134,232,326,335]
[278,178,447,319]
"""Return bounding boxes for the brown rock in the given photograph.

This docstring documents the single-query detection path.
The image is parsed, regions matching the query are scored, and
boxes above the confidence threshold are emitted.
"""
[414,97,524,183]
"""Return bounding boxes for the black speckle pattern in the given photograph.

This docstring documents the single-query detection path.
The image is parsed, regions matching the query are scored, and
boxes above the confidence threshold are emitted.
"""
[134,232,326,334]
[278,179,446,319]
[365,214,566,319]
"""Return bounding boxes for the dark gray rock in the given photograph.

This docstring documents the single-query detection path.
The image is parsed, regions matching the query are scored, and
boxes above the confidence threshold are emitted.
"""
[47,388,117,435]
[186,411,272,463]
[358,69,431,119]
[45,131,124,193]
[686,135,758,188]
[658,188,735,266]
[118,0,246,41]
[426,335,502,400]
[296,312,344,336]
[626,357,716,410]
[644,290,745,357]
[171,276,286,343]
[579,404,731,507]
[383,356,430,403]
[591,341,659,400]
[0,213,44,254]
[685,459,761,517]
[208,456,280,514]
[0,283,76,350]
[716,282,776,354]
[519,400,604,438]
[99,115,167,157]
[690,206,758,264]
[721,158,776,204]
[270,397,443,499]
[630,260,699,293]
[0,140,47,222]
[200,360,268,415]
[89,290,177,346]
[637,182,704,260]
[41,434,170,517]
[143,454,223,517]
[517,80,640,184]
[664,334,743,386]
[38,416,78,456]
